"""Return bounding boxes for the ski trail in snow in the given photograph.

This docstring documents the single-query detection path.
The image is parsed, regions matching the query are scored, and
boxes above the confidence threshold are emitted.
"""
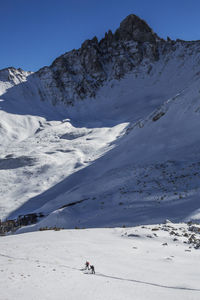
[0,253,28,261]
[0,252,88,272]
[1,252,199,292]
[0,252,80,271]
[95,273,200,292]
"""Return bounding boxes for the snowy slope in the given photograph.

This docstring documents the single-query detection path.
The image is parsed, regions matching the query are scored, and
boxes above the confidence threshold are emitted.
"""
[1,224,200,300]
[1,15,200,230]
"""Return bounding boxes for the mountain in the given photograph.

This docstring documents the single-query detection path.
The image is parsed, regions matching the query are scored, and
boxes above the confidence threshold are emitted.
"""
[1,14,200,232]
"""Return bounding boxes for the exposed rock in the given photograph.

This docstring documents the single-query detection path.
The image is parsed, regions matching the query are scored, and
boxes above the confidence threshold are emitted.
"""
[0,67,31,85]
[151,227,159,231]
[162,242,168,246]
[127,233,141,238]
[146,234,153,238]
[36,14,161,106]
[1,14,196,111]
[114,14,158,43]
[189,225,200,233]
[170,231,176,235]
[0,213,44,235]
[152,112,165,122]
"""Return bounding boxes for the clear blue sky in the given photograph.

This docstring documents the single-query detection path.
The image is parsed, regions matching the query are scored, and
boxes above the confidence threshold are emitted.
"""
[1,0,200,71]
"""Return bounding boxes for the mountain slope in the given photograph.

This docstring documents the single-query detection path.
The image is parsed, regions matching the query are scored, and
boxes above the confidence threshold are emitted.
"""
[1,14,200,230]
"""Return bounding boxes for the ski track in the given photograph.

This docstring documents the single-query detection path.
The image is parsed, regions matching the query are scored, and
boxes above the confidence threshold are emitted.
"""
[95,273,200,292]
[0,252,199,293]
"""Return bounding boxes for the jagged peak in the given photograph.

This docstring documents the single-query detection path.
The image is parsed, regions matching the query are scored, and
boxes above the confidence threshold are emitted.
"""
[81,36,98,49]
[96,14,160,47]
[49,14,161,70]
[114,14,158,43]
[79,14,159,51]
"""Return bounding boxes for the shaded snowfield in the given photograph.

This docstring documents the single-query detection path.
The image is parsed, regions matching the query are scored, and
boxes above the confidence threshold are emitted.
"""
[0,224,200,300]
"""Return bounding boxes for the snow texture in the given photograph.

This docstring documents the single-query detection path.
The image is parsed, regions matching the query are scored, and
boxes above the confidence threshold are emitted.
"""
[0,224,200,300]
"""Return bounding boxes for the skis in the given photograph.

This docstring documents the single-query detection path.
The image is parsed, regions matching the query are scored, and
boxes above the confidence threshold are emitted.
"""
[83,271,95,275]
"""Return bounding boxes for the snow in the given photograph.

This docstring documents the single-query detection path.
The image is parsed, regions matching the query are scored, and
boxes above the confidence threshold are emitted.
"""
[0,225,200,300]
[1,41,200,228]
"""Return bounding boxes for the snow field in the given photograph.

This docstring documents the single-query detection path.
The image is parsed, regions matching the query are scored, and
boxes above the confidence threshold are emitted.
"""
[0,225,200,300]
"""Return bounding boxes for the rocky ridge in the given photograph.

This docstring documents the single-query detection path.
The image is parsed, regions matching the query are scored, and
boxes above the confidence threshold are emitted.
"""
[1,14,200,108]
[35,14,162,105]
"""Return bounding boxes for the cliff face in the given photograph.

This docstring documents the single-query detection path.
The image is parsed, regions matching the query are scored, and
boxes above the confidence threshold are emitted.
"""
[35,14,160,105]
[1,14,199,110]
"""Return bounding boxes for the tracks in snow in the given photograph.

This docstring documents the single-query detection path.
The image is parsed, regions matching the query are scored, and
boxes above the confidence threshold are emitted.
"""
[0,252,199,292]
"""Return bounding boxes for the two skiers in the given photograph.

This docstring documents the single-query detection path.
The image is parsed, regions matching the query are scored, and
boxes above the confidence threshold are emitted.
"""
[84,261,95,274]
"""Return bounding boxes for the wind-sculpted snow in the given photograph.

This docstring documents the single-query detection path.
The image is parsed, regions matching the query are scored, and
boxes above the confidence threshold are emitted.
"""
[1,15,200,229]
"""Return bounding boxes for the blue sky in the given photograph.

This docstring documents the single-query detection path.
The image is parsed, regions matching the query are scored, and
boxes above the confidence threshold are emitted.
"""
[1,0,200,71]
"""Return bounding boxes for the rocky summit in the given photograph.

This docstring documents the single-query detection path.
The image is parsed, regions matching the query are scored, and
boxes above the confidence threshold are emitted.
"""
[114,14,158,42]
[35,14,160,105]
[0,14,197,107]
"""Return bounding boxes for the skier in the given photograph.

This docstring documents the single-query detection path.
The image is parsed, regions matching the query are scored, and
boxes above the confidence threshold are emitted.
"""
[90,265,95,274]
[85,261,90,270]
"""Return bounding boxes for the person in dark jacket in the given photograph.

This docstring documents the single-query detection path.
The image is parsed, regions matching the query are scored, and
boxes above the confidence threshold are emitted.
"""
[90,265,95,274]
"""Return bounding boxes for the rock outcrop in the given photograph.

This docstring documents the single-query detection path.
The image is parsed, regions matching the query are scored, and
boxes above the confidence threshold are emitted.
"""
[114,14,158,43]
[1,14,198,109]
[0,67,30,85]
[35,14,161,106]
